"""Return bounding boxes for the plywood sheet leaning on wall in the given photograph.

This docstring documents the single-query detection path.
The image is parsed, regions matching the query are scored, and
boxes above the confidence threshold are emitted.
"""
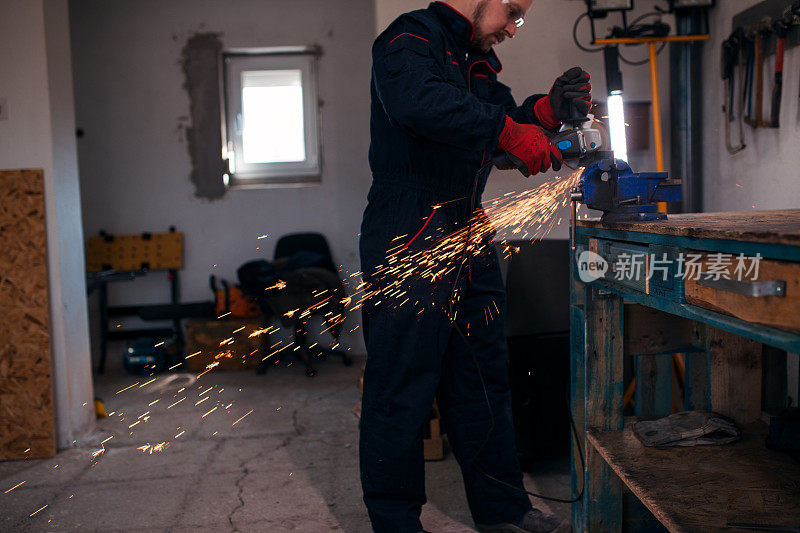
[0,169,55,460]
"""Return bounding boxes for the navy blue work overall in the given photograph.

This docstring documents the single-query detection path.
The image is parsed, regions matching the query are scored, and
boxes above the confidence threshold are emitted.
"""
[359,3,549,531]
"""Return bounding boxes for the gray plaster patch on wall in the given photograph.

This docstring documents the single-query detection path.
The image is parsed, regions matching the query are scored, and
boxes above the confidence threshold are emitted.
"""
[181,32,227,199]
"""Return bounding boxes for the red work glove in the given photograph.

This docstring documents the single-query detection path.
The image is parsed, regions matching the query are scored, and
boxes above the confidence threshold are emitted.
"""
[497,116,563,177]
[535,67,592,126]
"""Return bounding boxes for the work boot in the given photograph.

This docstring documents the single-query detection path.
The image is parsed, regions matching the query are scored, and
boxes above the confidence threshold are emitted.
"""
[475,508,563,533]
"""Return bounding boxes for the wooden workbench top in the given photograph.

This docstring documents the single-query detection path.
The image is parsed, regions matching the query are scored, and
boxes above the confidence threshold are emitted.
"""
[578,209,800,246]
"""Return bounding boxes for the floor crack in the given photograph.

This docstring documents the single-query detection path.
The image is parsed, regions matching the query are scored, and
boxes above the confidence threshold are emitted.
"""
[227,459,250,531]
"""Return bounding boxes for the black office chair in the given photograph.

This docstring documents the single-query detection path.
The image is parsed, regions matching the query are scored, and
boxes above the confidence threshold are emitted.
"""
[251,233,351,376]
[274,232,338,274]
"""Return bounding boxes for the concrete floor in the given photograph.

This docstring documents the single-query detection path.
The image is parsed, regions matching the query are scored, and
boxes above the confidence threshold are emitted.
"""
[0,355,571,532]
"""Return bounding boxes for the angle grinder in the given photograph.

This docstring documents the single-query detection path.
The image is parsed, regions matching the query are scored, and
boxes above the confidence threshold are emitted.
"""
[493,108,605,174]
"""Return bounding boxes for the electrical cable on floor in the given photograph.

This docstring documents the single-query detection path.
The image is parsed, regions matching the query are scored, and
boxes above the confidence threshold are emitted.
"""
[445,161,585,505]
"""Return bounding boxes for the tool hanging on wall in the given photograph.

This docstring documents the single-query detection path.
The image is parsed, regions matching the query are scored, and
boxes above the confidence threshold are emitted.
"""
[769,17,788,128]
[721,27,746,153]
[744,18,772,129]
[790,2,800,107]
[743,32,754,123]
[733,2,800,133]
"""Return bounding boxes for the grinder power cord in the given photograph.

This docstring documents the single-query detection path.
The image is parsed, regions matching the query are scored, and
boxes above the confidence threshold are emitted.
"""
[445,106,606,505]
[445,153,588,505]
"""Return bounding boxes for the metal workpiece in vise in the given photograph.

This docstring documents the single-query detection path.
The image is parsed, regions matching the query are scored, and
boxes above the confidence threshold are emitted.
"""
[569,156,682,249]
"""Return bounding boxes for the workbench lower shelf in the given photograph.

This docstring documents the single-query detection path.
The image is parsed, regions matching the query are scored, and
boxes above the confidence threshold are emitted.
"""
[586,422,800,532]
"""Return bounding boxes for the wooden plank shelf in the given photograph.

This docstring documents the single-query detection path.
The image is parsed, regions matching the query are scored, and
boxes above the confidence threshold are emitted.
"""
[586,422,800,533]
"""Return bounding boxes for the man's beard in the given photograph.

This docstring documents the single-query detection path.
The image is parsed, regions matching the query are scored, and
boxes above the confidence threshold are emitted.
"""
[470,0,494,52]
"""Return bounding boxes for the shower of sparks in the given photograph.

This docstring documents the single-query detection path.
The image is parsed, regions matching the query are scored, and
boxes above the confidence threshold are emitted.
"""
[29,505,48,517]
[232,410,254,426]
[115,382,139,395]
[324,169,582,320]
[264,280,287,291]
[136,442,169,455]
[18,169,580,522]
[4,481,26,493]
[167,398,186,409]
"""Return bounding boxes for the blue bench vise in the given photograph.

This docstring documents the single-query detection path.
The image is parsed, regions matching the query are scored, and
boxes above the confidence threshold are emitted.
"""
[569,155,682,248]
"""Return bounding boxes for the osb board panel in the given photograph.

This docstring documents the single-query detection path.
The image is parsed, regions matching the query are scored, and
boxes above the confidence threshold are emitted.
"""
[685,254,800,333]
[579,209,800,245]
[184,319,266,372]
[587,423,800,533]
[0,169,55,460]
[86,232,183,272]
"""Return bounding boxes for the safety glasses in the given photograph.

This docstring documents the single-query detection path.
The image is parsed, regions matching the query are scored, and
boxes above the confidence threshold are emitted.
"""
[505,1,525,28]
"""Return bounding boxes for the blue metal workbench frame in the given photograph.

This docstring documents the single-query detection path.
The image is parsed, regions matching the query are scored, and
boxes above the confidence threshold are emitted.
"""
[570,219,800,531]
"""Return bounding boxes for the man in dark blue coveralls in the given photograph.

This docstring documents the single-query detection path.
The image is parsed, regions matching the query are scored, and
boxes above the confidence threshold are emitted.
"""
[359,1,592,531]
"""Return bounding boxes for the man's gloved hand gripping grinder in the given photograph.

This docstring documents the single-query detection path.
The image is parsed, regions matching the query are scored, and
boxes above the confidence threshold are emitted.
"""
[493,117,603,174]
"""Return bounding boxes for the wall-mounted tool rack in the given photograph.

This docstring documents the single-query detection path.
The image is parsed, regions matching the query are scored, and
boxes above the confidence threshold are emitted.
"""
[733,0,800,55]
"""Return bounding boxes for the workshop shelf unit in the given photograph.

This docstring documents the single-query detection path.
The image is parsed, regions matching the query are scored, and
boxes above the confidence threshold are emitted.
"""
[570,209,800,532]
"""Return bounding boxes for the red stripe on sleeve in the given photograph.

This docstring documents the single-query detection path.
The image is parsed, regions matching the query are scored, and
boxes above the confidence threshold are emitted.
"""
[389,33,430,44]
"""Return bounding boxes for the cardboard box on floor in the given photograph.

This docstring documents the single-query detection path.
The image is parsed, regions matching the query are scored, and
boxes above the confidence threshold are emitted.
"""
[184,318,267,372]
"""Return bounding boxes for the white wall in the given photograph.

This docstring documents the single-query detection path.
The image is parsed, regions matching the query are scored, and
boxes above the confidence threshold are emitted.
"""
[0,0,95,448]
[702,0,800,212]
[374,0,675,239]
[70,0,375,357]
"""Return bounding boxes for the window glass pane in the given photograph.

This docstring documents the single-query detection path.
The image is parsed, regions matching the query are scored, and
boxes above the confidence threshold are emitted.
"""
[241,69,305,164]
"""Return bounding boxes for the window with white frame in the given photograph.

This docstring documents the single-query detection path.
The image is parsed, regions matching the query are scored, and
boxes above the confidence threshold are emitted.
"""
[222,47,321,187]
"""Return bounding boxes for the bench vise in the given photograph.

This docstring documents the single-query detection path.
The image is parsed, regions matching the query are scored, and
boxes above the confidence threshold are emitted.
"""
[569,155,682,248]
